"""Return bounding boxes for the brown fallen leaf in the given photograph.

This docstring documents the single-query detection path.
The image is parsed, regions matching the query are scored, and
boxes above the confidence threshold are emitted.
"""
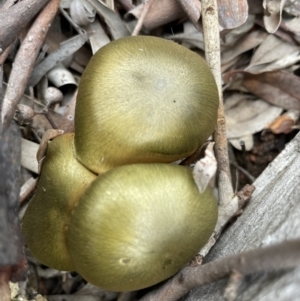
[224,70,300,110]
[218,0,249,30]
[267,109,300,134]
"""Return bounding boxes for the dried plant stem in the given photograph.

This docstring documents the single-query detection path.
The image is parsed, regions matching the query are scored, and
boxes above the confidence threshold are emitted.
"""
[1,0,61,129]
[0,0,50,53]
[202,0,234,205]
[139,239,300,301]
[132,0,156,36]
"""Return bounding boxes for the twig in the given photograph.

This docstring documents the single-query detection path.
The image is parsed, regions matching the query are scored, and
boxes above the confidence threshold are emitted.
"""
[230,161,256,183]
[139,239,300,301]
[1,0,61,129]
[202,0,234,205]
[132,0,156,36]
[0,0,50,53]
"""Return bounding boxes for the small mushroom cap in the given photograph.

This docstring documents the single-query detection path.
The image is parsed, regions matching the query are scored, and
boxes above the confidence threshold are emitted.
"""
[22,133,97,271]
[68,163,218,291]
[74,36,218,174]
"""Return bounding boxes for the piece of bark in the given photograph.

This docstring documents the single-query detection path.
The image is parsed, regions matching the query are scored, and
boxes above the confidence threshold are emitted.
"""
[0,122,27,289]
[183,132,300,300]
[0,122,23,265]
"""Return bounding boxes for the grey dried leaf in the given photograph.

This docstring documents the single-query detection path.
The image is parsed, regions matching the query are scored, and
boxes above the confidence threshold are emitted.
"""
[21,138,39,174]
[222,30,268,65]
[226,99,283,139]
[70,0,96,26]
[263,0,286,33]
[245,34,300,74]
[222,14,255,47]
[47,64,77,88]
[177,0,201,29]
[85,0,130,39]
[85,19,110,54]
[28,34,89,87]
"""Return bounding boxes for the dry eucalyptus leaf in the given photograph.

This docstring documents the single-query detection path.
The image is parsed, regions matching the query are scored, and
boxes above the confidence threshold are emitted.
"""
[222,14,255,47]
[225,99,283,139]
[284,0,300,16]
[245,34,300,74]
[29,34,89,87]
[222,30,268,65]
[267,109,300,134]
[70,0,96,26]
[47,64,77,88]
[85,0,130,39]
[284,16,300,34]
[263,0,286,33]
[192,143,217,193]
[224,70,300,110]
[85,18,110,54]
[177,0,201,29]
[167,22,204,50]
[127,0,184,31]
[21,138,39,174]
[218,0,249,30]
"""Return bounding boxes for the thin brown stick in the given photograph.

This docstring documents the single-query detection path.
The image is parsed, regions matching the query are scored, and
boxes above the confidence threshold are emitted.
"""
[1,0,61,129]
[139,239,300,301]
[202,0,234,205]
[0,0,50,53]
[131,0,156,36]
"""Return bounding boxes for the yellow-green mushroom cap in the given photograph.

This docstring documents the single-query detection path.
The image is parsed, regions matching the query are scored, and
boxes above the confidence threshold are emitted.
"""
[74,36,218,174]
[22,133,97,271]
[68,163,218,291]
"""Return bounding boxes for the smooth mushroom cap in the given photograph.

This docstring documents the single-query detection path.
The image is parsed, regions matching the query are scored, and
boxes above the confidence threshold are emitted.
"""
[74,36,218,174]
[22,133,97,271]
[68,163,218,291]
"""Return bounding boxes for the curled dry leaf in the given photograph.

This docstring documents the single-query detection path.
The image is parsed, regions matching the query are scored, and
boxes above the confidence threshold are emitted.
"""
[21,138,39,174]
[192,142,217,193]
[225,97,283,139]
[224,70,300,110]
[70,0,96,27]
[221,14,256,47]
[85,19,110,54]
[127,0,184,31]
[177,0,202,30]
[263,0,286,33]
[245,34,300,74]
[267,109,300,134]
[85,0,130,39]
[29,34,89,87]
[47,64,77,88]
[218,0,249,30]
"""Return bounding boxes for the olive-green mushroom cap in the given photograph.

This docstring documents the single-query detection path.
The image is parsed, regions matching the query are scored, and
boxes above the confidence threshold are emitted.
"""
[75,36,218,174]
[22,133,97,271]
[68,163,218,291]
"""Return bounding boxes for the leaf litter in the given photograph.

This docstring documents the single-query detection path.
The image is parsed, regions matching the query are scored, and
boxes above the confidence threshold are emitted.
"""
[1,0,300,300]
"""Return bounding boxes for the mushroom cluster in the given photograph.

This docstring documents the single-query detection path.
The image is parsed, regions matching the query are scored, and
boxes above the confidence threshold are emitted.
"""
[22,36,219,292]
